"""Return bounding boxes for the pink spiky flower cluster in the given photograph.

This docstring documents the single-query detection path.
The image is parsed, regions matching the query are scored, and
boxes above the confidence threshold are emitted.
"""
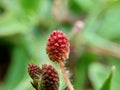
[46,30,70,62]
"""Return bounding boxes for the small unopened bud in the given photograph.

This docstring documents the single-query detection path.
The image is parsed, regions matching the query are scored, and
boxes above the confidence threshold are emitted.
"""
[41,64,59,90]
[28,64,42,79]
[28,64,59,90]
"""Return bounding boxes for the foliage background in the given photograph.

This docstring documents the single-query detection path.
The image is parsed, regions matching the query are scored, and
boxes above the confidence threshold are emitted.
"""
[0,0,120,90]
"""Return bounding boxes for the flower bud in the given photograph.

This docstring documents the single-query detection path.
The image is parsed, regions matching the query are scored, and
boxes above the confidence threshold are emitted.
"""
[28,64,42,79]
[41,64,59,90]
[28,64,59,90]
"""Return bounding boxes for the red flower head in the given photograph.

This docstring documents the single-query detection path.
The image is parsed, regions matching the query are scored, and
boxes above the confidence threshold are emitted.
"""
[46,30,70,62]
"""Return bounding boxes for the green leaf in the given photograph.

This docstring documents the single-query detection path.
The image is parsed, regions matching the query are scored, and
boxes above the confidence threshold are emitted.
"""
[74,0,94,11]
[89,63,110,90]
[83,1,120,42]
[97,2,120,41]
[107,58,120,90]
[74,52,95,90]
[100,66,115,90]
[3,46,29,90]
[0,0,43,37]
[19,0,40,13]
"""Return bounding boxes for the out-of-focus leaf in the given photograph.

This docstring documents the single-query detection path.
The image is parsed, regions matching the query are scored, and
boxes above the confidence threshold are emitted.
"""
[97,2,120,41]
[83,1,120,42]
[107,58,120,90]
[73,0,94,11]
[19,0,40,13]
[68,0,85,14]
[89,63,110,90]
[72,0,108,13]
[3,46,29,90]
[74,52,95,90]
[100,66,115,90]
[0,20,29,37]
[0,0,43,37]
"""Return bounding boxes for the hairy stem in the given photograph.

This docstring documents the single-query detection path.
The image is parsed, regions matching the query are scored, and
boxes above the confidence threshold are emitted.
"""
[58,60,74,90]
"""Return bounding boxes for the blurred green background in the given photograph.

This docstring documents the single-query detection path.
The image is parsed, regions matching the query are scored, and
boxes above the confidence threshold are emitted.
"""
[0,0,120,90]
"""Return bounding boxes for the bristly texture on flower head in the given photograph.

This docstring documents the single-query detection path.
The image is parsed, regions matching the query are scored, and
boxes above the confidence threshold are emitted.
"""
[46,30,70,62]
[41,64,59,90]
[28,64,42,79]
[28,64,59,90]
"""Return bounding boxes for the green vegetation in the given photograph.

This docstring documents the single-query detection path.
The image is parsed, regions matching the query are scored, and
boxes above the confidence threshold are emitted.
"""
[0,0,120,90]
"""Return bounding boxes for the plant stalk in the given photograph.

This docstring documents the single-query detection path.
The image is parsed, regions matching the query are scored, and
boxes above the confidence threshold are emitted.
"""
[58,60,74,90]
